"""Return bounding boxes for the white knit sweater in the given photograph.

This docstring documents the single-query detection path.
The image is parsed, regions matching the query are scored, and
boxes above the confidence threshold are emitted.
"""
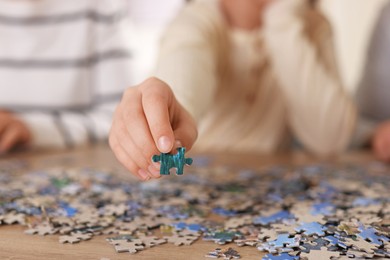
[155,0,357,155]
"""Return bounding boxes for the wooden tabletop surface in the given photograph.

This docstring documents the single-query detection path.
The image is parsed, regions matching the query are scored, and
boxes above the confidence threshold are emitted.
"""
[0,145,376,260]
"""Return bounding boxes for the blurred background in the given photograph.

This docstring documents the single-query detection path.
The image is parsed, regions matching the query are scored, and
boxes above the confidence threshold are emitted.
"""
[321,0,388,93]
[128,0,388,93]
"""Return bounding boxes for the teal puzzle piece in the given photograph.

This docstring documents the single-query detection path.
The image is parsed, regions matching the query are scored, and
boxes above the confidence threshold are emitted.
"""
[152,147,193,175]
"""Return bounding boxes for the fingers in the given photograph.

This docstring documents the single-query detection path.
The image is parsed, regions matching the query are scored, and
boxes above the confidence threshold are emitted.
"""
[112,108,160,179]
[372,122,390,162]
[120,88,161,166]
[373,132,390,161]
[0,122,29,153]
[141,79,175,153]
[0,126,20,153]
[110,105,161,180]
[0,112,31,153]
[109,132,150,181]
[0,113,11,137]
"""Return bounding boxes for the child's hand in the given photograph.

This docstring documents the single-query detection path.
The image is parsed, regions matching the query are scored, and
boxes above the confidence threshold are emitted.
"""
[372,121,390,161]
[109,77,198,181]
[0,110,31,154]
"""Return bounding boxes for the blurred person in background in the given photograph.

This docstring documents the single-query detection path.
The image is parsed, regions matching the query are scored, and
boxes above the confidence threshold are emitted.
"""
[0,0,184,154]
[110,0,357,180]
[357,2,390,162]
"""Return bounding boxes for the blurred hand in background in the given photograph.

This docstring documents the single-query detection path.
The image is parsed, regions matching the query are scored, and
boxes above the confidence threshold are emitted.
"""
[0,111,31,154]
[372,122,390,161]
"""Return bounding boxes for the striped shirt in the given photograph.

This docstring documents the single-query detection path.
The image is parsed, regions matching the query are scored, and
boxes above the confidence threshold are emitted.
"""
[0,0,134,148]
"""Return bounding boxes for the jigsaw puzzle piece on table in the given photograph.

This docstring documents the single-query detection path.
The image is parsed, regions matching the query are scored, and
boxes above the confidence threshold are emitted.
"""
[112,240,144,254]
[165,234,198,246]
[268,234,301,248]
[222,247,241,259]
[300,246,340,260]
[203,230,243,245]
[253,210,294,226]
[24,223,58,236]
[357,223,389,246]
[299,238,329,253]
[323,235,348,249]
[58,233,92,244]
[295,222,326,236]
[205,247,241,259]
[138,236,167,248]
[262,253,299,260]
[152,147,193,175]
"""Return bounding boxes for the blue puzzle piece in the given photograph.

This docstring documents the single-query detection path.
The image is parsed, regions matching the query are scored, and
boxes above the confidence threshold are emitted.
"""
[324,235,348,249]
[170,222,206,232]
[311,202,336,216]
[358,223,389,246]
[269,234,301,248]
[187,223,206,232]
[152,147,193,175]
[171,222,187,230]
[212,207,238,217]
[352,197,379,207]
[295,222,326,236]
[262,253,299,260]
[253,210,295,225]
[157,205,189,219]
[299,238,329,253]
[203,231,243,245]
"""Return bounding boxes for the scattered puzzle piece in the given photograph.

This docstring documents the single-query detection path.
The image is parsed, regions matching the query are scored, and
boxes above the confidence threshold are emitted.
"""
[24,223,58,236]
[4,212,26,225]
[111,240,144,254]
[268,234,301,248]
[300,247,340,260]
[203,231,243,245]
[262,253,299,260]
[165,234,198,246]
[299,238,329,253]
[59,234,82,244]
[357,223,388,246]
[345,237,376,254]
[295,222,326,236]
[139,236,167,248]
[205,247,241,259]
[253,211,294,226]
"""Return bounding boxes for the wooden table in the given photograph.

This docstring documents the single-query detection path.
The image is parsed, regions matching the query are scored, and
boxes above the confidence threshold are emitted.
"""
[0,145,375,260]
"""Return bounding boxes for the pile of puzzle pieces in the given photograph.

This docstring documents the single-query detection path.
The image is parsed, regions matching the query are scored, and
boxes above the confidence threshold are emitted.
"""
[0,157,389,259]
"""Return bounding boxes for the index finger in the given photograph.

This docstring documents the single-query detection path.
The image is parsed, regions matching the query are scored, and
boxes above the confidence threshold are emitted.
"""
[141,80,175,154]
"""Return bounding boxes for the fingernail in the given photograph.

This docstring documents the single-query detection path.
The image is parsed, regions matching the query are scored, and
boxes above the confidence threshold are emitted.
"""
[175,140,183,148]
[148,165,161,178]
[152,162,161,170]
[138,169,150,181]
[158,136,172,153]
[151,162,160,170]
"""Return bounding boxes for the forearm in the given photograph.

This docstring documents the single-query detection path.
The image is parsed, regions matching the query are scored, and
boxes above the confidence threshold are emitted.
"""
[153,2,220,122]
[155,48,217,122]
[264,0,357,155]
[16,102,116,149]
